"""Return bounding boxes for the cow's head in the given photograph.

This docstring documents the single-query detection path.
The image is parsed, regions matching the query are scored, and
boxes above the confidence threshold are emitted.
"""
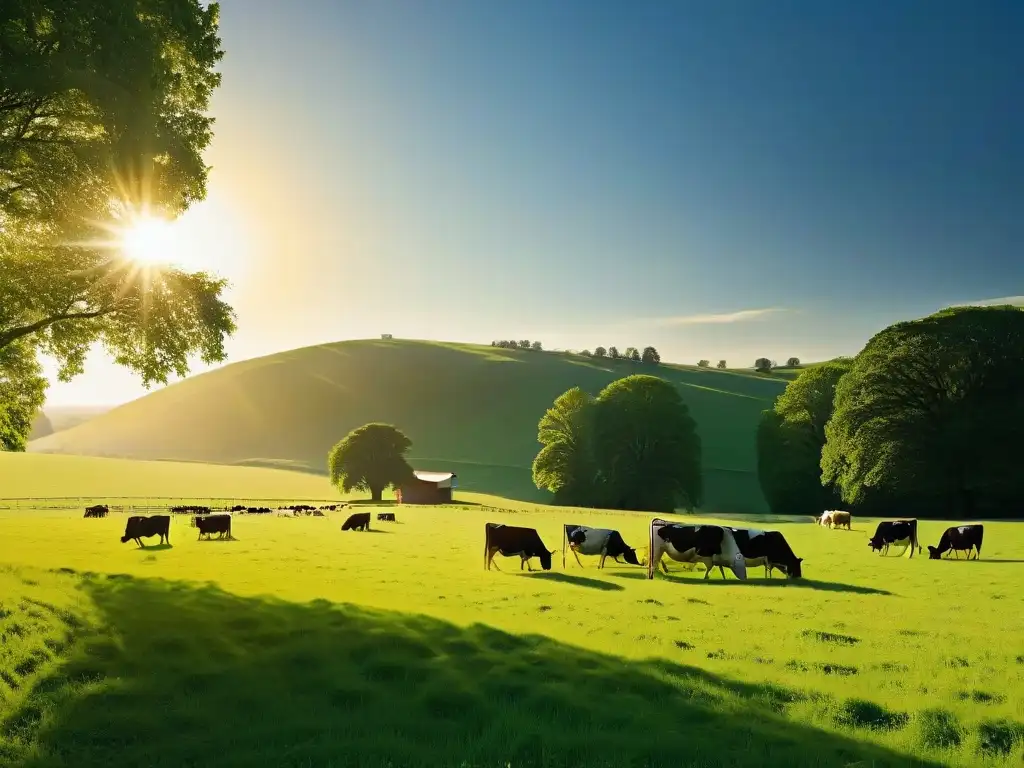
[538,549,555,571]
[730,552,748,580]
[621,547,641,566]
[119,534,131,543]
[926,545,941,559]
[867,538,883,552]
[788,558,803,579]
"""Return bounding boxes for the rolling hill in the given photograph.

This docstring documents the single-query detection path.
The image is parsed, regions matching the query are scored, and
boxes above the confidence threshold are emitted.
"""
[27,340,787,512]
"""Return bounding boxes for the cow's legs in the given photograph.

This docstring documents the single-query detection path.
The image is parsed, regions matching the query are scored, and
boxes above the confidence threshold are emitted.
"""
[718,565,727,579]
[486,547,501,571]
[571,548,585,568]
[598,553,607,569]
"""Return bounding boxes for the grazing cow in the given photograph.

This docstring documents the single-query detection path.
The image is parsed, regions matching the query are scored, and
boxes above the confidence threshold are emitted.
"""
[120,515,171,547]
[816,511,834,528]
[648,520,747,580]
[341,512,371,531]
[928,525,984,560]
[729,528,803,579]
[377,512,396,522]
[84,504,109,518]
[829,511,851,530]
[868,519,920,557]
[484,523,554,571]
[195,513,232,540]
[563,524,641,569]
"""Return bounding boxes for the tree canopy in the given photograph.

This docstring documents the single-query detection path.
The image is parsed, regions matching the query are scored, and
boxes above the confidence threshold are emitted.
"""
[0,339,45,451]
[328,423,415,502]
[756,360,850,516]
[0,1,233,449]
[821,306,1024,519]
[532,375,702,512]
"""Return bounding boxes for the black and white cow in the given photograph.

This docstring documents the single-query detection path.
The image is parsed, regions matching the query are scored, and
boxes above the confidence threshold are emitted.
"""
[647,519,747,580]
[928,525,983,560]
[728,528,804,579]
[484,523,554,571]
[563,525,642,569]
[868,519,920,557]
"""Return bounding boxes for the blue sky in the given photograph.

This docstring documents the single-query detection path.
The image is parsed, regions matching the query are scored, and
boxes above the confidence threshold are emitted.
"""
[44,0,1023,404]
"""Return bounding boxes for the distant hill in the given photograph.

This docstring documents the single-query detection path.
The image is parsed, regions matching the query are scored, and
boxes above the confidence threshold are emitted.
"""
[27,340,787,513]
[29,405,113,440]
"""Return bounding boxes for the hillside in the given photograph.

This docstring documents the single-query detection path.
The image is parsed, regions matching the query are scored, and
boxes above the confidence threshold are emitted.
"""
[27,340,787,512]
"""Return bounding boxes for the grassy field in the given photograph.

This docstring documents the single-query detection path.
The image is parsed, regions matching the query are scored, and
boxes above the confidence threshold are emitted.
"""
[27,339,787,512]
[1,459,1022,767]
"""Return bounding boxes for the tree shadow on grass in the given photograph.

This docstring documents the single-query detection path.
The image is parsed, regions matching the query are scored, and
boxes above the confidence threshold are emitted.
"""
[608,571,893,596]
[1,575,940,768]
[130,543,173,551]
[521,572,624,592]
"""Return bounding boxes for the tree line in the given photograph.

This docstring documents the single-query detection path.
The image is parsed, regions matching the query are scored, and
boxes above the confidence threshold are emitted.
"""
[758,306,1024,520]
[579,346,661,365]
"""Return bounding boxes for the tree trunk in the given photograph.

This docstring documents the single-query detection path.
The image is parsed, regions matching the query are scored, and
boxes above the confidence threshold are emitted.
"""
[370,485,383,502]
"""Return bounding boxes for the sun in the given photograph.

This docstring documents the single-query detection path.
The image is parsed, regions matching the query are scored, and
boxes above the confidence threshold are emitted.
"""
[118,215,180,268]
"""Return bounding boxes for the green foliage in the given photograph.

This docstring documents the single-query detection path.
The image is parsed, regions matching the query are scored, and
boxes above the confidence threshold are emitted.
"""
[624,346,640,362]
[641,346,660,365]
[328,423,414,501]
[822,306,1024,519]
[0,340,46,450]
[607,346,619,359]
[0,1,234,388]
[593,346,607,358]
[755,357,773,372]
[534,375,702,512]
[717,360,727,369]
[786,357,801,367]
[531,387,597,506]
[757,361,851,516]
[698,359,710,368]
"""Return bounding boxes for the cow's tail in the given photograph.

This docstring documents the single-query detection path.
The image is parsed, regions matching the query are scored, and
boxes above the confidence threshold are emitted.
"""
[484,524,491,570]
[976,527,983,558]
[909,519,919,558]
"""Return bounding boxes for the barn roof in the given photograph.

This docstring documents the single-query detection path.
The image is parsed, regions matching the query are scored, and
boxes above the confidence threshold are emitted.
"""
[413,471,456,483]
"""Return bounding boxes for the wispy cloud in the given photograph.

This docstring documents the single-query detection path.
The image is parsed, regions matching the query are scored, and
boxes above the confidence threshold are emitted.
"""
[649,307,788,326]
[949,296,1024,308]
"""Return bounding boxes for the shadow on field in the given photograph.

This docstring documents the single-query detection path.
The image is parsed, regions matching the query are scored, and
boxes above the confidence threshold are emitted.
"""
[521,572,625,592]
[931,558,1024,564]
[608,571,893,595]
[0,576,943,768]
[129,543,172,551]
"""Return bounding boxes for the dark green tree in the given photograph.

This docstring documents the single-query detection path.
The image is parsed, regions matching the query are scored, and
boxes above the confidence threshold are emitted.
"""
[0,1,234,448]
[625,347,640,362]
[608,346,620,359]
[593,375,702,512]
[328,423,415,502]
[531,387,597,506]
[593,346,607,358]
[0,340,46,451]
[821,306,1024,519]
[641,346,660,365]
[716,360,727,369]
[756,360,851,516]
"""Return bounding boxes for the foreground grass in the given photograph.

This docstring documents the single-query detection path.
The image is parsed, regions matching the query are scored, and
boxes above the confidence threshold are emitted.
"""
[1,502,1023,767]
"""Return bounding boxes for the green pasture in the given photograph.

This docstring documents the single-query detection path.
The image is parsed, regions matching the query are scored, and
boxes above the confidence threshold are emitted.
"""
[27,340,786,512]
[1,459,1022,766]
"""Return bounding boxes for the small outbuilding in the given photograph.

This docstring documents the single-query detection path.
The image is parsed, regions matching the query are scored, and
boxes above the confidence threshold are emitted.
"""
[397,471,457,505]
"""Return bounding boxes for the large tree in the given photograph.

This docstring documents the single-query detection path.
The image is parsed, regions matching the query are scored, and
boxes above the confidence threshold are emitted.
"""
[328,423,415,502]
[821,306,1024,519]
[0,339,45,451]
[531,387,597,506]
[533,375,702,512]
[593,375,702,512]
[0,1,234,448]
[756,360,851,516]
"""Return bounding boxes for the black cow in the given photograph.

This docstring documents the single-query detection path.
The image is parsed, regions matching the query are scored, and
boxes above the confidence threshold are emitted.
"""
[649,521,747,580]
[120,515,171,547]
[728,528,803,579]
[195,513,232,540]
[84,504,109,518]
[868,519,920,556]
[377,512,396,522]
[564,525,641,568]
[341,512,371,531]
[485,523,554,571]
[928,525,984,560]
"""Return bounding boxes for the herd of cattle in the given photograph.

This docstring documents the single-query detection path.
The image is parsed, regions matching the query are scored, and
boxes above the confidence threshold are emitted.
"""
[85,502,986,576]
